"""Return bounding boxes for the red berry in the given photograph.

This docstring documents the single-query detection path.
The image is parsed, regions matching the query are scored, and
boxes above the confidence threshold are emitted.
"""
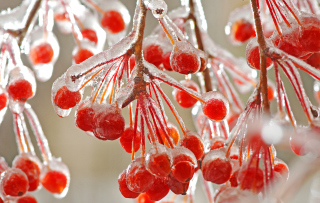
[201,150,232,184]
[238,166,264,193]
[75,100,95,132]
[273,29,311,58]
[305,52,320,69]
[81,29,98,45]
[73,49,94,64]
[246,43,272,70]
[171,147,197,183]
[299,16,320,52]
[208,137,226,151]
[290,130,309,156]
[54,86,81,109]
[274,162,289,180]
[166,173,189,195]
[0,168,29,197]
[268,85,275,101]
[229,170,239,187]
[0,197,3,203]
[92,104,125,140]
[12,154,41,192]
[120,127,141,153]
[7,79,33,102]
[202,92,229,121]
[137,193,155,203]
[143,44,163,67]
[16,194,37,203]
[0,93,7,111]
[29,43,54,64]
[126,158,155,193]
[163,122,180,147]
[118,170,139,198]
[146,177,169,201]
[231,19,255,43]
[41,171,68,194]
[101,10,125,33]
[179,131,204,160]
[171,52,200,74]
[173,80,200,108]
[145,145,172,177]
[162,52,172,71]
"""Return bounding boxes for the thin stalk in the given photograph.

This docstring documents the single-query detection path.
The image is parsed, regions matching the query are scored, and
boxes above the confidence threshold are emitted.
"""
[250,0,270,113]
[188,0,212,92]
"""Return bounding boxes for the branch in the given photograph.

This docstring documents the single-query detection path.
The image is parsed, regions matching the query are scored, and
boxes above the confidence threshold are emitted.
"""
[250,0,270,113]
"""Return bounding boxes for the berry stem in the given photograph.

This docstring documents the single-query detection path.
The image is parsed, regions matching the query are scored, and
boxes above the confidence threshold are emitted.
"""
[8,0,43,46]
[188,0,212,93]
[86,0,104,15]
[132,101,140,161]
[250,0,270,114]
[13,113,28,154]
[24,103,52,163]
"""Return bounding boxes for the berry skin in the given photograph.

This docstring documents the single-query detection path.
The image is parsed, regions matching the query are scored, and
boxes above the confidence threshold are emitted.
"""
[73,49,94,64]
[171,149,196,183]
[118,170,139,198]
[41,171,68,194]
[75,100,95,132]
[201,150,232,184]
[126,158,155,193]
[29,43,54,64]
[16,194,38,203]
[143,44,163,67]
[179,131,204,160]
[173,80,200,108]
[12,154,41,192]
[101,10,125,33]
[81,29,98,45]
[246,45,272,70]
[92,104,125,140]
[208,137,226,151]
[268,85,275,101]
[231,19,255,43]
[0,93,7,111]
[166,173,189,195]
[299,16,320,52]
[7,79,33,102]
[238,167,264,193]
[305,52,320,69]
[137,193,155,203]
[119,127,141,153]
[145,145,172,177]
[53,86,81,110]
[229,170,239,187]
[203,96,228,121]
[162,52,172,71]
[146,177,169,201]
[0,168,29,197]
[171,52,200,74]
[163,123,180,147]
[274,162,289,180]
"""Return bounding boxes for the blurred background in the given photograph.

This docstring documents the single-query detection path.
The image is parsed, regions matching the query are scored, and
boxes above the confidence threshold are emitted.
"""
[0,0,317,202]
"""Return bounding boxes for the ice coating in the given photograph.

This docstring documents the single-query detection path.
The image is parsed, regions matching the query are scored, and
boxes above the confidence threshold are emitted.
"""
[40,157,70,199]
[0,0,38,30]
[52,74,82,118]
[193,0,207,32]
[7,65,37,106]
[65,35,134,92]
[0,168,29,198]
[225,4,254,45]
[170,146,197,167]
[2,33,23,66]
[145,143,172,177]
[24,103,53,162]
[201,91,230,121]
[151,81,187,133]
[215,187,259,203]
[126,157,155,193]
[27,27,60,82]
[144,0,167,19]
[0,157,9,173]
